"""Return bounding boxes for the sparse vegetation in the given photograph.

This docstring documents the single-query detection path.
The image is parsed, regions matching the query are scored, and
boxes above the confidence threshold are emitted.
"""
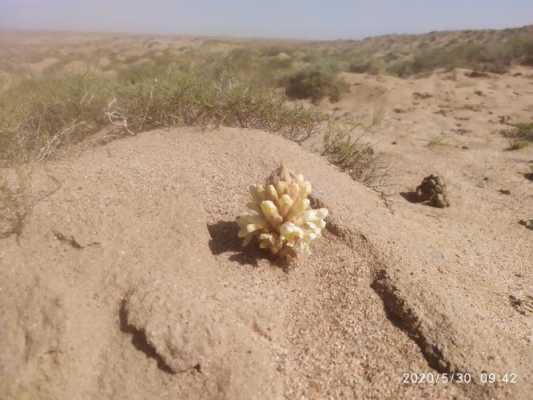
[525,164,533,181]
[502,122,533,150]
[427,135,450,148]
[2,25,532,189]
[0,63,328,165]
[322,121,384,185]
[0,33,387,188]
[348,61,376,74]
[283,68,349,104]
[506,140,529,151]
[0,74,110,163]
[508,122,533,140]
[325,28,533,77]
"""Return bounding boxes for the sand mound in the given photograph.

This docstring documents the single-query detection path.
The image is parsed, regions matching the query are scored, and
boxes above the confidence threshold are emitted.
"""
[1,127,531,399]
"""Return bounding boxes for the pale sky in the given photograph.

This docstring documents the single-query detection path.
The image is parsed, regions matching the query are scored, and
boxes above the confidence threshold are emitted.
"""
[1,0,532,40]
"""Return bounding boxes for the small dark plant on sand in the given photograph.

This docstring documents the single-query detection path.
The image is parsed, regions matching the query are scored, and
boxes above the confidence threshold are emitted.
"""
[502,122,533,150]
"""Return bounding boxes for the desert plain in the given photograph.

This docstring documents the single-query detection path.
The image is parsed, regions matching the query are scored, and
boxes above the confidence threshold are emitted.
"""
[0,27,532,399]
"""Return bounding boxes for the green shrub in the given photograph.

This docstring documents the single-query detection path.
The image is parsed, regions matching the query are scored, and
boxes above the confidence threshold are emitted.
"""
[507,36,533,64]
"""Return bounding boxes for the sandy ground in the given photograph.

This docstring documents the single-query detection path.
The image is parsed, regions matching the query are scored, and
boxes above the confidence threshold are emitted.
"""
[0,30,532,398]
[1,117,532,399]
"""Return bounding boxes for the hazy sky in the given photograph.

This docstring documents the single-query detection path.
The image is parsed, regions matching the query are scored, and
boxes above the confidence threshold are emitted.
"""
[1,0,532,39]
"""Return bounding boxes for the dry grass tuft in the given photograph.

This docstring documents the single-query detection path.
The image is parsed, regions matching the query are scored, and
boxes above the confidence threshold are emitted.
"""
[322,120,386,186]
[0,74,110,165]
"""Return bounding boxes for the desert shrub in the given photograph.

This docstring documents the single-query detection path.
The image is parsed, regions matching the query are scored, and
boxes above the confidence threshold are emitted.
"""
[386,42,513,77]
[387,60,416,77]
[508,35,533,66]
[225,48,258,69]
[311,58,341,74]
[506,140,529,151]
[0,74,111,163]
[348,61,373,74]
[322,121,384,185]
[526,164,533,181]
[111,67,323,140]
[512,122,533,139]
[312,28,533,77]
[411,48,454,73]
[283,68,349,104]
[502,122,533,141]
[502,122,533,150]
[265,55,293,70]
[382,52,400,63]
[300,52,318,64]
[0,63,326,165]
[386,48,446,77]
[506,36,533,63]
[260,46,293,58]
[188,48,295,88]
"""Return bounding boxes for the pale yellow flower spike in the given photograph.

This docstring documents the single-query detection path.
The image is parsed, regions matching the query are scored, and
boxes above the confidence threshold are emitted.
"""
[236,165,329,259]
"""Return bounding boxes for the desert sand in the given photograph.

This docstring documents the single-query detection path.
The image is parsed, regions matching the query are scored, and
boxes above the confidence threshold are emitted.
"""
[1,119,532,399]
[1,29,533,399]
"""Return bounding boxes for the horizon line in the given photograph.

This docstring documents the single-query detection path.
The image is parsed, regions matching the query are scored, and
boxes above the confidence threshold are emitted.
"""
[1,23,532,43]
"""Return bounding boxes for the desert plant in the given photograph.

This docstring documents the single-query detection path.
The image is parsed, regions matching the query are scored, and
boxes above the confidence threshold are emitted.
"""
[283,68,349,104]
[525,164,533,181]
[348,62,370,73]
[502,122,533,150]
[427,134,450,148]
[110,67,325,140]
[507,36,533,65]
[509,122,533,140]
[0,73,111,164]
[506,140,529,151]
[237,165,328,259]
[0,62,328,165]
[348,60,380,74]
[381,37,533,77]
[260,46,289,57]
[322,120,384,185]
